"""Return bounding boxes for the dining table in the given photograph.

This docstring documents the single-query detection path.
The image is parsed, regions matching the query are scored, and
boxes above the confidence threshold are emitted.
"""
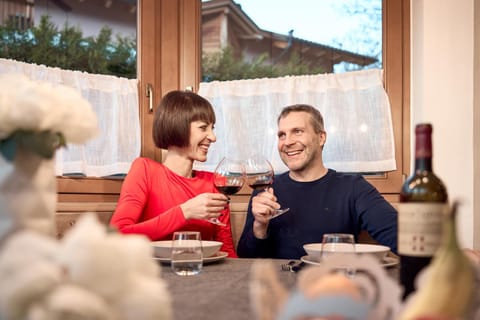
[157,256,400,320]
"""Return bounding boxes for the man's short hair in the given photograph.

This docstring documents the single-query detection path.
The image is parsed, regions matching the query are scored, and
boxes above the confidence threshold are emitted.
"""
[277,104,325,133]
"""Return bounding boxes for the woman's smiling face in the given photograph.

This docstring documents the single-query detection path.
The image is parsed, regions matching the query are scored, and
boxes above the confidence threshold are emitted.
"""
[186,120,216,162]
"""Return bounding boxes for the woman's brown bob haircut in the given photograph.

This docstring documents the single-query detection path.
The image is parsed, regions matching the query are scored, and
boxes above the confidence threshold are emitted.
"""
[153,90,216,149]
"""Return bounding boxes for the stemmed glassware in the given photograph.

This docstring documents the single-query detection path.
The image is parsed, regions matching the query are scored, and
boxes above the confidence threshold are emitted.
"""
[211,157,246,226]
[244,156,290,219]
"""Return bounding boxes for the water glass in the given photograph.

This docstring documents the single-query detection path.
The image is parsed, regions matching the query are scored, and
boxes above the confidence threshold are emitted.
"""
[321,233,356,276]
[171,231,203,276]
[321,233,356,257]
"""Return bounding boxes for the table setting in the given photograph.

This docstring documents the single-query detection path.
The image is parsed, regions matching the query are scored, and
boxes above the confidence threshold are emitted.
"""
[151,232,404,320]
[1,213,479,320]
[151,238,228,266]
[302,241,399,268]
[250,250,403,320]
[153,229,480,320]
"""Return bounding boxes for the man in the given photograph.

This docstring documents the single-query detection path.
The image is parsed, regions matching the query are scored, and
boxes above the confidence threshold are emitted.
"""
[237,104,397,259]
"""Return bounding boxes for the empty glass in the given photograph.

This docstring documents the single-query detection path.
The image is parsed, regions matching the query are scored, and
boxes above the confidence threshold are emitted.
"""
[321,233,356,257]
[171,231,203,276]
[321,233,356,277]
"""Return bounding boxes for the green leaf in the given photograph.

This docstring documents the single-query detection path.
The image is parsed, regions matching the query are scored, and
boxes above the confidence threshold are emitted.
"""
[0,130,66,161]
[0,137,17,161]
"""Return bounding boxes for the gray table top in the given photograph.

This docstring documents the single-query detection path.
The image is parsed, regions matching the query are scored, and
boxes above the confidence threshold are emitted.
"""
[159,257,297,320]
[158,257,399,320]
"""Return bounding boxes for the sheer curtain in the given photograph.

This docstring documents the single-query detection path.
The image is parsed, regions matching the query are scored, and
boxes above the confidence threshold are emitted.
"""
[0,58,141,177]
[196,69,395,173]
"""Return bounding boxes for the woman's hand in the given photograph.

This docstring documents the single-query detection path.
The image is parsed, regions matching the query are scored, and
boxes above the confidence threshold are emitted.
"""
[180,193,229,221]
[251,188,280,239]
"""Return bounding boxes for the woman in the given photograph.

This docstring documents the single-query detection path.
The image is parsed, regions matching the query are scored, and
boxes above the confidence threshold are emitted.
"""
[110,90,237,257]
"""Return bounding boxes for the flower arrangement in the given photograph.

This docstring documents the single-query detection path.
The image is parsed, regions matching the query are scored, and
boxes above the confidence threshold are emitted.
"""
[0,73,98,161]
[0,215,172,319]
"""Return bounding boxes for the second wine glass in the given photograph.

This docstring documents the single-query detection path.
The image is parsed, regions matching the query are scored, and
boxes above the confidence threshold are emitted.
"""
[244,156,290,219]
[212,157,246,226]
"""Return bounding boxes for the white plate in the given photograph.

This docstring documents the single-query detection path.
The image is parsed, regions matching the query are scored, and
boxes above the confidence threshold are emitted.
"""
[303,243,390,261]
[153,251,228,264]
[300,255,399,268]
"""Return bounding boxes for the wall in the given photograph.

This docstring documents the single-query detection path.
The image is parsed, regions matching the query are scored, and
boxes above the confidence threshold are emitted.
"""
[34,0,136,39]
[411,0,478,248]
[475,0,480,251]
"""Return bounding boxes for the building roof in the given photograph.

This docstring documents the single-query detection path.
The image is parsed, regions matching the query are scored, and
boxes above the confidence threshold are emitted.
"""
[202,0,378,67]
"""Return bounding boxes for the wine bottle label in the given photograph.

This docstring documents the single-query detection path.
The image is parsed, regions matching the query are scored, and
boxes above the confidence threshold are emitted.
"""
[397,203,449,257]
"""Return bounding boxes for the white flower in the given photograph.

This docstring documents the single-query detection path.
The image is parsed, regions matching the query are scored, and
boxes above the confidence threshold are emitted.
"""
[0,73,98,143]
[0,231,63,320]
[42,284,115,320]
[0,215,172,320]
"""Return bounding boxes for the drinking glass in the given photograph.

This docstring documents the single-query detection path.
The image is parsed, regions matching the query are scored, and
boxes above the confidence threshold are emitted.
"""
[321,233,356,257]
[211,157,246,226]
[244,156,290,219]
[171,231,203,276]
[321,233,356,276]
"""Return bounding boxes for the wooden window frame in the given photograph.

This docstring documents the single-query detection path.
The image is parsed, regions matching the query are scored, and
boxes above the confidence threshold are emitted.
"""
[57,0,410,205]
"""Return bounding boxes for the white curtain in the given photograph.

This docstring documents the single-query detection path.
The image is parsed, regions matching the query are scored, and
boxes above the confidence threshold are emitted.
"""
[0,58,141,177]
[196,69,396,173]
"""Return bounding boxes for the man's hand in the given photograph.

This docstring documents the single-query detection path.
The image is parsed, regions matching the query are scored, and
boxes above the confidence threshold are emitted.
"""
[251,188,281,239]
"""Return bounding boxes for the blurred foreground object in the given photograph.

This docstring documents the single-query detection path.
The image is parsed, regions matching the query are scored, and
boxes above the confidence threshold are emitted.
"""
[399,201,476,319]
[0,214,172,320]
[250,253,402,320]
[0,74,98,239]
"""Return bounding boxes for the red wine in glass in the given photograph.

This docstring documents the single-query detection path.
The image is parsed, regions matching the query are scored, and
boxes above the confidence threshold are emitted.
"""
[248,182,272,191]
[245,157,290,219]
[247,174,273,191]
[212,157,246,226]
[216,185,243,195]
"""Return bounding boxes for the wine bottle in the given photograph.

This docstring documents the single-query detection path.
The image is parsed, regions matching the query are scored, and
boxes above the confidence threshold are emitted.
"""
[398,201,476,319]
[398,123,448,299]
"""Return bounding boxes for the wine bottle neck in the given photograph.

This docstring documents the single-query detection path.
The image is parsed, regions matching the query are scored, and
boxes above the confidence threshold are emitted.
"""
[414,158,432,172]
[414,124,433,172]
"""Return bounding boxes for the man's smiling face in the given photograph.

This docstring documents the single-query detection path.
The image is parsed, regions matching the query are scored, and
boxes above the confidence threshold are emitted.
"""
[277,111,326,173]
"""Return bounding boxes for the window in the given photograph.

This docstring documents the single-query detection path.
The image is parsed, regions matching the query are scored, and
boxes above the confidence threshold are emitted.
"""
[0,0,141,199]
[6,0,406,203]
[200,0,409,195]
[0,0,33,29]
[198,3,391,176]
[201,0,382,79]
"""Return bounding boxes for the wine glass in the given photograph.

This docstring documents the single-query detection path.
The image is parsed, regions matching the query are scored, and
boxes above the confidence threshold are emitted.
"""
[244,156,290,219]
[211,157,246,226]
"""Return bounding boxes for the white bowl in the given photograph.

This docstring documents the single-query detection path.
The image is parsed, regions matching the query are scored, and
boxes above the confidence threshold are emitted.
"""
[151,240,222,258]
[354,243,390,260]
[303,243,390,261]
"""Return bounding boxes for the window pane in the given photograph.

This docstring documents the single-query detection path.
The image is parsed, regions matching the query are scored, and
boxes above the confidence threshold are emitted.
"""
[201,0,382,81]
[0,0,140,178]
[0,0,137,78]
